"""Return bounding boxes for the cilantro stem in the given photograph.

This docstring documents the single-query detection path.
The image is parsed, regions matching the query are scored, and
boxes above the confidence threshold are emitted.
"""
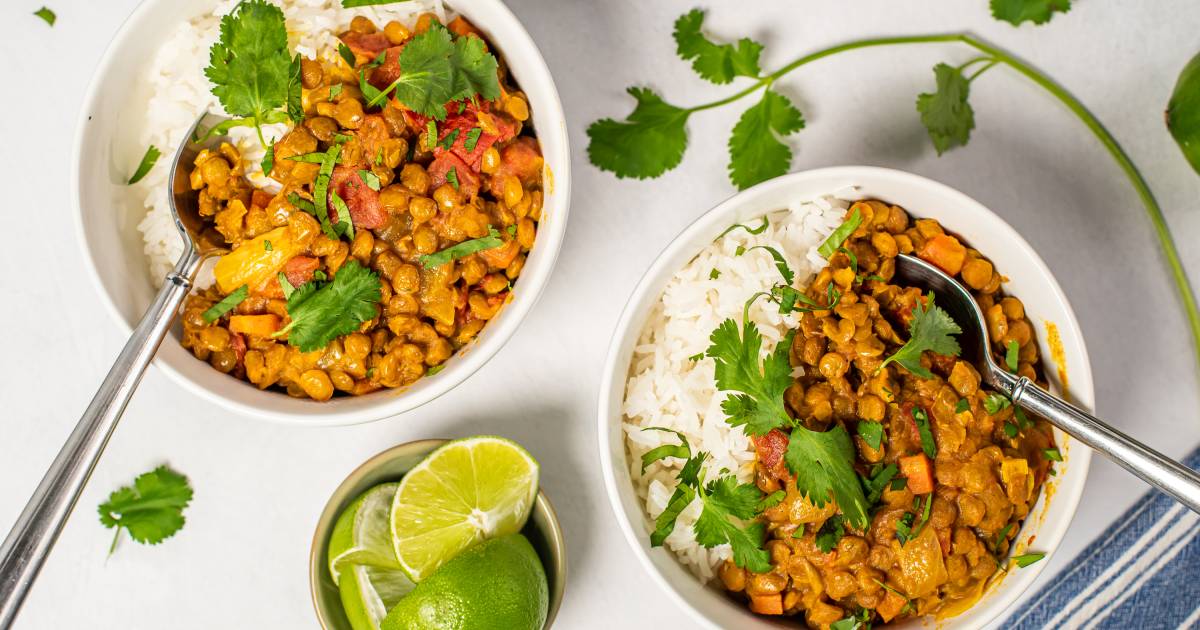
[675,32,1200,375]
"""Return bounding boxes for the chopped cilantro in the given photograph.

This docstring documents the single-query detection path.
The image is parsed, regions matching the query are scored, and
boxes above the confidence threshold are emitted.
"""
[862,463,898,504]
[747,245,795,284]
[1006,339,1020,372]
[983,393,1011,414]
[814,514,846,553]
[464,127,483,151]
[202,285,248,323]
[420,226,504,268]
[263,240,273,251]
[717,216,770,239]
[895,511,915,545]
[688,353,704,362]
[329,191,354,239]
[33,7,56,26]
[792,524,807,539]
[338,43,356,67]
[261,144,275,176]
[993,523,1014,553]
[426,364,445,376]
[1012,552,1045,568]
[357,169,381,191]
[1043,447,1063,462]
[127,145,161,185]
[955,399,970,414]
[818,207,863,259]
[1003,421,1019,438]
[277,272,295,300]
[856,421,884,450]
[329,84,343,100]
[639,427,692,473]
[709,269,721,280]
[447,166,460,190]
[912,407,937,458]
[439,128,461,151]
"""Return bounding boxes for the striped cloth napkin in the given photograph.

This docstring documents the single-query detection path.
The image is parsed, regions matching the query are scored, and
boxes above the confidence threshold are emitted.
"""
[1001,446,1200,629]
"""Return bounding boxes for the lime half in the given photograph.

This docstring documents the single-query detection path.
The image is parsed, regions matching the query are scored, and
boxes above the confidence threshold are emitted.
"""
[391,436,539,581]
[328,483,403,585]
[340,564,416,630]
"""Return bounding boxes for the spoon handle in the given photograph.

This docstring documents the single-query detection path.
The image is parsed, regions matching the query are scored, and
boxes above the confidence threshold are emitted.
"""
[0,250,201,628]
[1010,376,1200,515]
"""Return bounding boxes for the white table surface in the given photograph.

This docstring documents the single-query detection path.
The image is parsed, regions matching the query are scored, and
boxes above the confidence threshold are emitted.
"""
[2,0,1198,628]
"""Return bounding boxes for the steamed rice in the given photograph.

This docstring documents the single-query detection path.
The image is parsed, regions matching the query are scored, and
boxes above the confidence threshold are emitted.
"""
[131,0,446,285]
[621,195,851,582]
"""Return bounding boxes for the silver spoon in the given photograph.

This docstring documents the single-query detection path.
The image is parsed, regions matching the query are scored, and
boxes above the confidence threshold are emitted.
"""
[0,112,232,626]
[895,252,1200,514]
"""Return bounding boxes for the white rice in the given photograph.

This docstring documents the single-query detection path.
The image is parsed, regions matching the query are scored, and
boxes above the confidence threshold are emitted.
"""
[132,0,446,285]
[621,195,852,582]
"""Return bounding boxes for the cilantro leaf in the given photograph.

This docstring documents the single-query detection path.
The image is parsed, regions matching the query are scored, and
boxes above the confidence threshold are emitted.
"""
[706,319,792,436]
[640,427,692,472]
[912,407,938,458]
[204,0,293,144]
[717,216,770,239]
[856,421,884,450]
[955,399,970,414]
[917,63,975,155]
[818,207,863,258]
[1044,447,1063,462]
[879,292,962,378]
[784,425,870,530]
[202,285,248,323]
[983,393,1011,414]
[275,260,381,352]
[370,26,500,118]
[651,483,696,546]
[895,511,915,545]
[34,7,56,26]
[586,87,691,180]
[814,514,845,553]
[1006,339,1020,372]
[127,145,162,185]
[1012,552,1045,567]
[990,0,1070,26]
[746,245,795,285]
[98,466,193,553]
[420,226,505,268]
[728,89,805,190]
[673,9,763,85]
[862,463,899,504]
[694,476,771,572]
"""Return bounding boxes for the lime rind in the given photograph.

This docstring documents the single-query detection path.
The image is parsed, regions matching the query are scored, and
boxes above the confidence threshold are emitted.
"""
[339,563,415,630]
[328,483,401,586]
[391,436,539,581]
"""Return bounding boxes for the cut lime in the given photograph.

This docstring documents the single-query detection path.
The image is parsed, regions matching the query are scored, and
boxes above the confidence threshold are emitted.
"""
[339,563,415,630]
[391,436,539,581]
[328,483,402,585]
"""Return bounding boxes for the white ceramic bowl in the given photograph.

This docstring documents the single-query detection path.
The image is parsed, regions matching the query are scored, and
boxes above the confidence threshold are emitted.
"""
[598,167,1093,629]
[72,0,570,425]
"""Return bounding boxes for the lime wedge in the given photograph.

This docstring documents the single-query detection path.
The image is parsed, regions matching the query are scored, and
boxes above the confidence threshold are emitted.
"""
[339,563,415,630]
[391,436,539,581]
[328,483,402,585]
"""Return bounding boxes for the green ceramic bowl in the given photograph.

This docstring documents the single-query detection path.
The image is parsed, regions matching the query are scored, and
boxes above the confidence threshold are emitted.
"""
[309,439,567,629]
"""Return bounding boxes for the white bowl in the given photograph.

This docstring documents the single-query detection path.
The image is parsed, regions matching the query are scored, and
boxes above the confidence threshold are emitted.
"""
[598,167,1093,629]
[72,0,570,426]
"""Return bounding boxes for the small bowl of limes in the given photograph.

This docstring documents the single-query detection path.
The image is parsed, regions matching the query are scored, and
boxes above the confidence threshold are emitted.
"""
[310,437,566,630]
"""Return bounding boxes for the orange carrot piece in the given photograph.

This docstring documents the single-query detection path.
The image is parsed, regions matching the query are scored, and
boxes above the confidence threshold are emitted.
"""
[229,314,281,338]
[749,593,783,615]
[900,453,935,495]
[877,589,908,622]
[918,234,967,276]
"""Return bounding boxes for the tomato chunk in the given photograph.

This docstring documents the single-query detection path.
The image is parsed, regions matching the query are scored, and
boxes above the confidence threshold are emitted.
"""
[339,31,391,59]
[752,429,791,482]
[284,256,319,287]
[328,166,387,229]
[488,137,542,196]
[428,152,481,197]
[368,46,405,90]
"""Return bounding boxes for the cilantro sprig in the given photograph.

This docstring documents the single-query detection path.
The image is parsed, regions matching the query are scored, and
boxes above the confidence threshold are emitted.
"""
[420,226,506,268]
[878,292,962,378]
[365,25,500,118]
[990,0,1071,26]
[204,0,302,145]
[706,312,870,530]
[641,429,773,572]
[274,260,381,352]
[98,466,193,554]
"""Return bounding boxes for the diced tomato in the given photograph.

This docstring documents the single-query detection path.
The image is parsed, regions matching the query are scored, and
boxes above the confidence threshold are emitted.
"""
[340,31,391,59]
[434,112,498,170]
[230,332,247,365]
[251,189,273,209]
[328,166,387,229]
[918,234,967,276]
[368,46,405,90]
[284,256,319,287]
[488,137,543,196]
[900,401,923,444]
[899,453,935,495]
[753,429,791,482]
[428,152,481,197]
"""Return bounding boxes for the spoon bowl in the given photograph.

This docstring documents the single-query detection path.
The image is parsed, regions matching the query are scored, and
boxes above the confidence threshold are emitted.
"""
[894,252,1200,514]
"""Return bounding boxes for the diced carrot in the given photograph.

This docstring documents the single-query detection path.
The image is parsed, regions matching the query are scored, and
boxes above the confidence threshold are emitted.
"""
[479,238,520,269]
[447,16,482,39]
[748,593,783,615]
[229,314,281,338]
[877,589,908,622]
[917,234,967,276]
[900,453,935,495]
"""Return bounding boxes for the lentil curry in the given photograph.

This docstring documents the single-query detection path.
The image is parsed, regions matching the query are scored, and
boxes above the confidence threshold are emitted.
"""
[722,201,1055,626]
[180,11,544,401]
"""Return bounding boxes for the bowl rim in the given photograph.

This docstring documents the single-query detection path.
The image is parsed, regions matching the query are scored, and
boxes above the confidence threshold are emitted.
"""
[308,438,567,629]
[70,0,572,426]
[596,166,1094,629]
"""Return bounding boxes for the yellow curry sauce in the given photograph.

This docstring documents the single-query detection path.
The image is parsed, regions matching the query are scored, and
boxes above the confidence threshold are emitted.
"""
[180,14,544,400]
[717,201,1056,627]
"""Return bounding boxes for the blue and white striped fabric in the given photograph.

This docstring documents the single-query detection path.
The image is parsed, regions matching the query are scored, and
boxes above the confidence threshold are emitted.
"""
[1002,446,1200,629]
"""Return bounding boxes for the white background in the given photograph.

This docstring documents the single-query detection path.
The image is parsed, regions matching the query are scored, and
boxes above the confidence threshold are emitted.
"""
[2,0,1199,628]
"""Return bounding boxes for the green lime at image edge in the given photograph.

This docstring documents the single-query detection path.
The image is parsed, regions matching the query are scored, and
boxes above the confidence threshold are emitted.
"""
[381,534,549,630]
